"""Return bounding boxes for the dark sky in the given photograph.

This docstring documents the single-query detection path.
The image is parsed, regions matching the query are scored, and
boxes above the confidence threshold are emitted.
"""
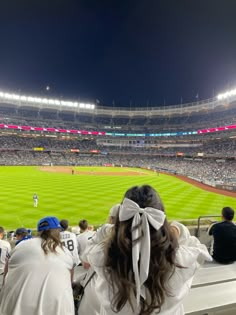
[0,0,236,107]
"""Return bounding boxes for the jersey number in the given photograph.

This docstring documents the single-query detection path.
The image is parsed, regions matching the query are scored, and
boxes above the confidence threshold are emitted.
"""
[62,240,74,251]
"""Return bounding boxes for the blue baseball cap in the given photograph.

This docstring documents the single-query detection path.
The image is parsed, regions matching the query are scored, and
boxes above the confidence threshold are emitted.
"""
[15,228,28,235]
[37,216,62,232]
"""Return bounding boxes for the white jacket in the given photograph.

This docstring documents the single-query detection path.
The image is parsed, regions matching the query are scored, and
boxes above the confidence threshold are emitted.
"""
[81,222,212,315]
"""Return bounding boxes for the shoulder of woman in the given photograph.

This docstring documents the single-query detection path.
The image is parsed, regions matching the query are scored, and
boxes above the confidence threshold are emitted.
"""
[170,221,190,243]
[87,241,106,270]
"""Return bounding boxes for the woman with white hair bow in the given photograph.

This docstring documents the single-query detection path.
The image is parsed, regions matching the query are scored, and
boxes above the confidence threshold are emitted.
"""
[83,185,212,315]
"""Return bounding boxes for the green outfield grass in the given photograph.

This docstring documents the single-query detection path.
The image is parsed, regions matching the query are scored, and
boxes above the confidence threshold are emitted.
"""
[0,166,236,230]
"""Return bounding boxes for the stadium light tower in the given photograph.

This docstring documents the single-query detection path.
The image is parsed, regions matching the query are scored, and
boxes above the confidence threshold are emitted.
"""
[217,88,236,100]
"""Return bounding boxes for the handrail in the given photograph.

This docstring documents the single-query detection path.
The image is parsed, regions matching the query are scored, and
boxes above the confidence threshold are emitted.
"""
[197,215,221,238]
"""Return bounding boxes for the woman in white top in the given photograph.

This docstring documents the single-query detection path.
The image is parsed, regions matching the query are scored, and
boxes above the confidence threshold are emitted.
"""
[83,185,212,315]
[0,216,74,315]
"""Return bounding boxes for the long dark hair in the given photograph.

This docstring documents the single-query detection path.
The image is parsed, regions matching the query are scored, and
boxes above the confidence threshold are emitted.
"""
[104,185,178,314]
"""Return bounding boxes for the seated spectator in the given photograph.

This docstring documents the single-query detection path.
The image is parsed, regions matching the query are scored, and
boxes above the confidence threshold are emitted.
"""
[78,225,113,315]
[208,207,236,264]
[15,227,32,246]
[77,207,120,315]
[60,219,80,266]
[8,231,15,241]
[82,185,211,315]
[0,227,11,288]
[0,216,74,315]
[71,223,80,236]
[77,219,95,265]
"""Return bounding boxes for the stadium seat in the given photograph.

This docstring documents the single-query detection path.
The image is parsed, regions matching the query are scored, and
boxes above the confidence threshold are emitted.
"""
[192,263,236,288]
[184,276,236,314]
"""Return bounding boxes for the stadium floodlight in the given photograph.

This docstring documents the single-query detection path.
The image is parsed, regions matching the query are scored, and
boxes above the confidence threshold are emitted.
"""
[28,97,35,102]
[61,100,76,107]
[0,89,95,110]
[217,88,236,100]
[34,98,42,103]
[42,98,48,104]
[12,94,20,100]
[61,101,66,106]
[5,93,11,99]
[61,100,70,106]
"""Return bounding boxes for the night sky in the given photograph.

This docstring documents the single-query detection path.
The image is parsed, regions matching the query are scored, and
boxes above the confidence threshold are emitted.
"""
[0,0,236,107]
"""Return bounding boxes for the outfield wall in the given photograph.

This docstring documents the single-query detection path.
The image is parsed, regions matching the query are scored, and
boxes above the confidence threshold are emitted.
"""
[216,184,236,192]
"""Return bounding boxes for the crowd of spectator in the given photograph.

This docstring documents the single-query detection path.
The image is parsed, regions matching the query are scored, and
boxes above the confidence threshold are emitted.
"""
[0,106,235,187]
[0,103,236,133]
[0,134,235,157]
[0,149,235,185]
[0,135,98,151]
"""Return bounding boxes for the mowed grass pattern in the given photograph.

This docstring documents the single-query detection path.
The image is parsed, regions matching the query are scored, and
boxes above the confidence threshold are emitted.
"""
[0,166,236,229]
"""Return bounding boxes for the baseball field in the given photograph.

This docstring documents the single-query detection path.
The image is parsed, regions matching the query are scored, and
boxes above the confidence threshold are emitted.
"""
[1,166,236,230]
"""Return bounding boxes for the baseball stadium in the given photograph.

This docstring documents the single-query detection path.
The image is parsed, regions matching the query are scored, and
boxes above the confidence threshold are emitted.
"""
[2,1,236,314]
[1,89,236,314]
[0,89,235,229]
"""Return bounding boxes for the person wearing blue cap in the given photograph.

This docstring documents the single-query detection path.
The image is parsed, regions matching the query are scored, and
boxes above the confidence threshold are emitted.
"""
[0,216,75,315]
[15,227,32,246]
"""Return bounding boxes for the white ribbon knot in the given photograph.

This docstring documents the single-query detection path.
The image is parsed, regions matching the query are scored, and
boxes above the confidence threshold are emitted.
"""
[119,198,166,305]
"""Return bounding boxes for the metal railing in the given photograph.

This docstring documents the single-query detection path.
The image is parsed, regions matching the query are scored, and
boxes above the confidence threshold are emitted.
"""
[196,215,221,238]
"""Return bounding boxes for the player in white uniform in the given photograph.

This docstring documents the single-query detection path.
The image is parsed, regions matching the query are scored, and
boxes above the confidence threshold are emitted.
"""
[0,216,74,315]
[33,193,38,207]
[60,219,80,266]
[0,227,11,289]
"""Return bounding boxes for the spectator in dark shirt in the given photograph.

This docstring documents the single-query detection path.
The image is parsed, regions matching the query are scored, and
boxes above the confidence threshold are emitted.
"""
[208,207,236,264]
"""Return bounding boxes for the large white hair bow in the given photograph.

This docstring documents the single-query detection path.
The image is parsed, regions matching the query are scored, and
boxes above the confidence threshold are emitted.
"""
[119,198,166,305]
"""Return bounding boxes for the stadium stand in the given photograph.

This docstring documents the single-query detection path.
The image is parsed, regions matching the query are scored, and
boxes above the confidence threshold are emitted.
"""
[191,262,236,288]
[184,280,236,314]
[0,99,235,210]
